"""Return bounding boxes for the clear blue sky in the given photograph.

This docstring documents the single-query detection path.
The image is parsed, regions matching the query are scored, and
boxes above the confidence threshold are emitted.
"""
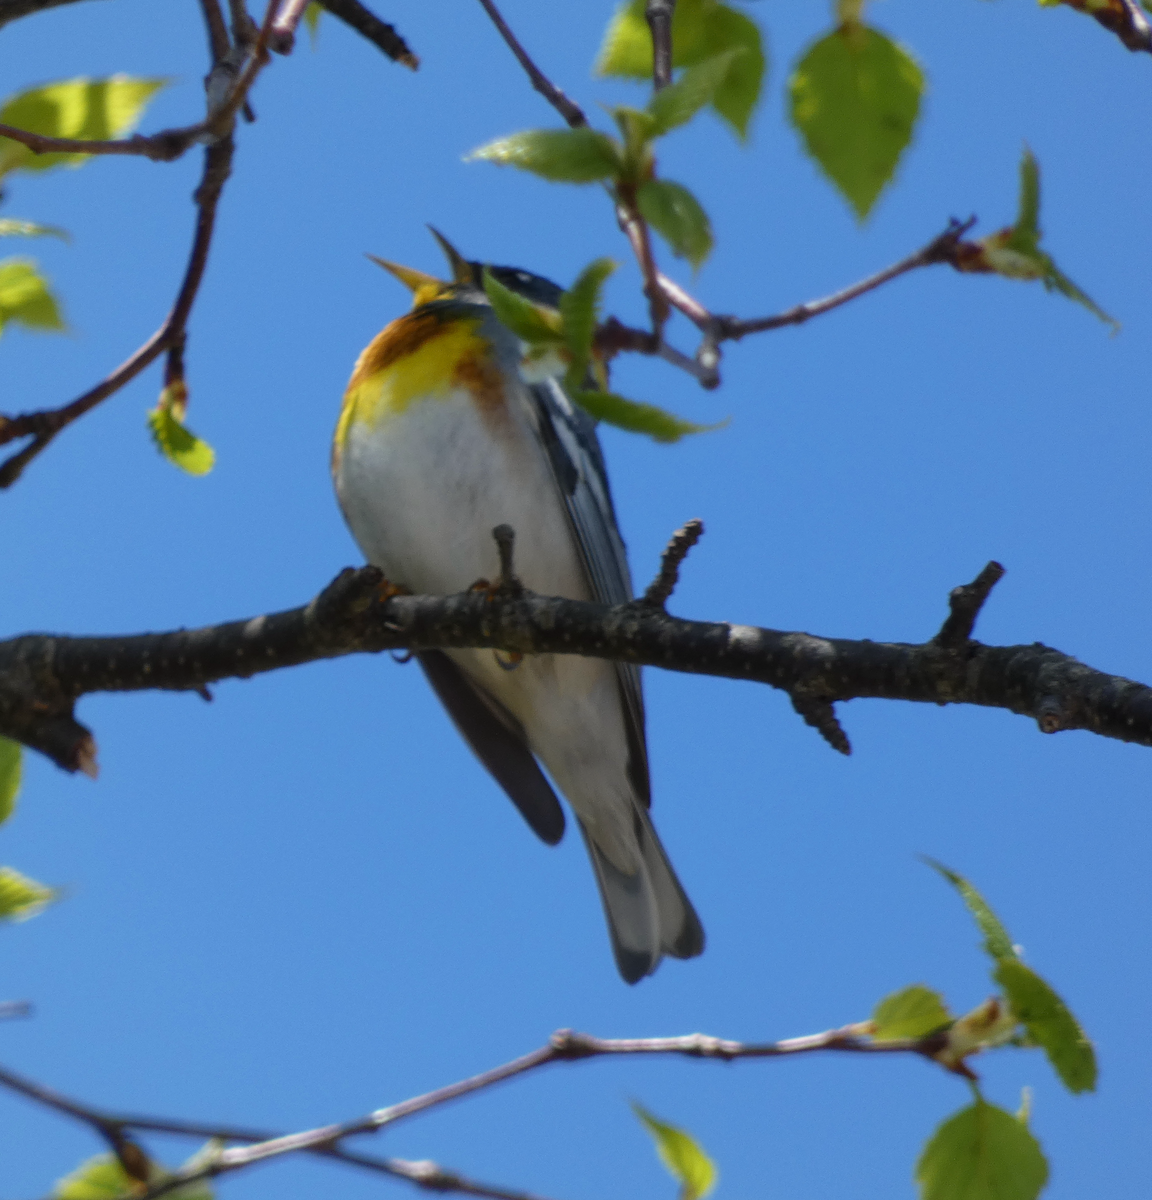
[2,2,1150,1198]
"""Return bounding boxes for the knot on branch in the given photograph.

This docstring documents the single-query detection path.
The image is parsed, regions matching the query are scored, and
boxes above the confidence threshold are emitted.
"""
[789,690,851,756]
[549,1029,598,1060]
[934,561,1005,648]
[641,519,704,610]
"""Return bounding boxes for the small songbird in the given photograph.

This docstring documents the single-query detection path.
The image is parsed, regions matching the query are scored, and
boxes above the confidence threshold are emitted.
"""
[331,231,704,983]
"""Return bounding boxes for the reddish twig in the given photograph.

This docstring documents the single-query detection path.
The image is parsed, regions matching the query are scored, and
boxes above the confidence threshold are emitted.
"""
[0,133,235,486]
[475,0,585,126]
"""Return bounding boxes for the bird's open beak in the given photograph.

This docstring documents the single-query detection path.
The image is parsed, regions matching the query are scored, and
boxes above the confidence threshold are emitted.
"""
[366,255,447,308]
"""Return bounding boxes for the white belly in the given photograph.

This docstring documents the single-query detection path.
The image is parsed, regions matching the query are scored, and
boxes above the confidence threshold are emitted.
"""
[335,387,639,868]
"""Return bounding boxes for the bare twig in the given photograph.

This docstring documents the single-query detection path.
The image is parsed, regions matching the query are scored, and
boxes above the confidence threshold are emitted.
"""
[0,134,234,486]
[616,197,671,334]
[475,0,585,126]
[646,0,676,90]
[935,561,1006,648]
[1065,0,1152,53]
[711,218,977,340]
[199,0,231,62]
[641,518,704,608]
[1,1019,956,1200]
[316,0,419,67]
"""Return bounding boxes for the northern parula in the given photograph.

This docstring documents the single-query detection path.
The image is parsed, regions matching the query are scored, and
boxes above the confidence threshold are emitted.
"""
[331,232,704,983]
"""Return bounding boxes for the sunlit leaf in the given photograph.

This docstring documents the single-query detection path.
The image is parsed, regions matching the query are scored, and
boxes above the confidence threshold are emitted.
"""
[597,0,766,138]
[559,257,616,389]
[995,958,1097,1093]
[147,382,215,477]
[0,866,56,921]
[468,129,622,183]
[1012,148,1041,246]
[789,23,923,219]
[647,49,743,136]
[633,1103,717,1200]
[636,179,713,269]
[916,1099,1048,1200]
[0,258,64,335]
[0,76,168,177]
[923,858,1017,962]
[54,1152,214,1200]
[872,984,952,1040]
[575,390,720,443]
[0,217,68,239]
[483,268,564,345]
[0,738,21,827]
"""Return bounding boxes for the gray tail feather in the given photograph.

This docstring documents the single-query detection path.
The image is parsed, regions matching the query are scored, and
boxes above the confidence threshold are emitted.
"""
[578,809,705,985]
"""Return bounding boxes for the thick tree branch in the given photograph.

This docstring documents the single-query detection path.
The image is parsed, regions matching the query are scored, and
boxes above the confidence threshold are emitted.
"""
[475,0,586,127]
[2,539,1150,775]
[0,0,96,26]
[1,1018,962,1200]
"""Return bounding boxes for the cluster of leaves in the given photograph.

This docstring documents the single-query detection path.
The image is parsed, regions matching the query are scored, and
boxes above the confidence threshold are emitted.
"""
[482,259,716,442]
[957,148,1116,328]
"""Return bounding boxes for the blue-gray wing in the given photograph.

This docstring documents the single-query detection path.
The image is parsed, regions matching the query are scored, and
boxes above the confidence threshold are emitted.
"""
[528,378,651,808]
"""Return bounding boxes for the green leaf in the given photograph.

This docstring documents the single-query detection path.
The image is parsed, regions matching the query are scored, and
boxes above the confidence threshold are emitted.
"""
[789,23,923,220]
[55,1155,135,1200]
[647,49,743,136]
[0,258,64,335]
[559,257,616,389]
[304,1,323,44]
[916,1099,1048,1200]
[872,984,952,1040]
[924,858,1017,962]
[482,268,564,345]
[1012,148,1041,247]
[575,390,720,443]
[995,958,1097,1094]
[0,866,56,921]
[636,179,714,269]
[467,129,622,183]
[0,76,168,177]
[597,0,766,138]
[0,217,69,240]
[633,1103,717,1200]
[147,384,215,477]
[0,737,21,827]
[987,149,1118,330]
[54,1153,214,1200]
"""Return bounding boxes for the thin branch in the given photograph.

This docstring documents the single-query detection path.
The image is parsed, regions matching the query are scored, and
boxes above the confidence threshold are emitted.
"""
[935,561,1006,648]
[0,136,234,486]
[1067,0,1152,53]
[711,217,977,340]
[475,0,585,126]
[315,0,419,68]
[646,0,676,90]
[1,1019,957,1200]
[199,0,231,63]
[641,518,704,608]
[268,0,310,51]
[2,547,1152,775]
[0,0,277,166]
